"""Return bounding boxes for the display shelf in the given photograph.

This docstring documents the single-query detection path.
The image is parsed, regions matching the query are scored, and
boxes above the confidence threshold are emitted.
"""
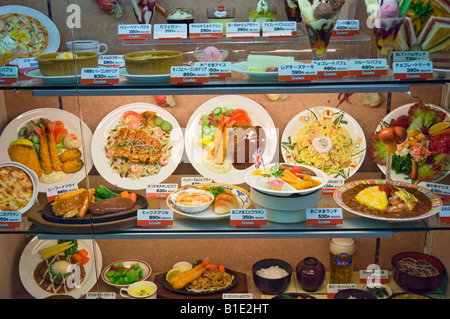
[2,72,448,97]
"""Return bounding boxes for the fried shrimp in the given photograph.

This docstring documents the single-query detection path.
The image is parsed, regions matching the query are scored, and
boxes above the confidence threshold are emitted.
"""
[47,122,62,171]
[34,125,53,175]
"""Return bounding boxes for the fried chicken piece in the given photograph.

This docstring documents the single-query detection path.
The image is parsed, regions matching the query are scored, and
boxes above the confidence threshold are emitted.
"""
[8,145,42,177]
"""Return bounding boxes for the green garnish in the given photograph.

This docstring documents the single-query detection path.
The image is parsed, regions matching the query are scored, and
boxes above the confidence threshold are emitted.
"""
[410,1,433,21]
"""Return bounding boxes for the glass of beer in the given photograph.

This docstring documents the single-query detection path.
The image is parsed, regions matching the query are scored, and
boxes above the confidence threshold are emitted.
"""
[329,238,355,284]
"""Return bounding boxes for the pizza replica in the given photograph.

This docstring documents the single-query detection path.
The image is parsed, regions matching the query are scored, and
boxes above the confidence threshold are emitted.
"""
[0,13,49,58]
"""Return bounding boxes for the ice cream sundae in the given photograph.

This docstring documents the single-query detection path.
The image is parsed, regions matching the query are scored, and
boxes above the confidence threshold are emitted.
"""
[365,0,412,64]
[207,2,236,35]
[249,0,277,29]
[298,0,346,60]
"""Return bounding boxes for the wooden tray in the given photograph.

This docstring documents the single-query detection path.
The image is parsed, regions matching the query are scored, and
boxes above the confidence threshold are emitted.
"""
[154,271,248,299]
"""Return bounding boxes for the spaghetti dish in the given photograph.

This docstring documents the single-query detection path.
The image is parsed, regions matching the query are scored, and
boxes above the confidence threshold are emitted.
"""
[105,110,173,180]
[292,119,354,175]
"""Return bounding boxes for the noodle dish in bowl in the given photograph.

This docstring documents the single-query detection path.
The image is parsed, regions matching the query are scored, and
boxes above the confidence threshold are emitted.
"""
[245,162,328,197]
[281,107,366,180]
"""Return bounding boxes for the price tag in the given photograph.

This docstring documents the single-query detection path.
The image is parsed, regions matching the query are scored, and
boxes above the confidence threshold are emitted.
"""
[322,178,345,194]
[137,209,173,227]
[170,66,209,84]
[393,61,433,80]
[278,63,318,82]
[262,21,297,38]
[154,24,187,40]
[189,23,223,39]
[98,55,125,68]
[86,292,116,299]
[359,269,389,284]
[17,57,38,74]
[230,209,266,226]
[312,60,349,78]
[226,22,260,38]
[349,59,388,77]
[418,182,450,201]
[439,206,450,224]
[332,20,360,37]
[181,177,213,186]
[80,67,120,85]
[146,183,178,199]
[306,208,343,225]
[0,211,21,228]
[0,66,18,83]
[195,62,232,79]
[46,183,78,202]
[393,51,429,62]
[118,24,152,40]
[327,284,357,298]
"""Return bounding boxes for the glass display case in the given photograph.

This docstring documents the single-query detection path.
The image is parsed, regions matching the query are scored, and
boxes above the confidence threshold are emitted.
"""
[0,0,449,300]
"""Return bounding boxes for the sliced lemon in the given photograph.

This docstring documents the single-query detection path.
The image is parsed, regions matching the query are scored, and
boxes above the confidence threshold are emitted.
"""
[10,138,34,148]
[172,261,193,273]
[429,122,449,135]
[165,267,181,282]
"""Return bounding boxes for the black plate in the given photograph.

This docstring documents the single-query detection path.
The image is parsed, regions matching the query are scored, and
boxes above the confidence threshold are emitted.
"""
[272,293,316,299]
[161,268,239,296]
[42,191,148,224]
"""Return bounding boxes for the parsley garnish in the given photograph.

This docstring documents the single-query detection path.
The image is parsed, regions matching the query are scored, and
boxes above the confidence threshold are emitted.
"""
[411,1,433,21]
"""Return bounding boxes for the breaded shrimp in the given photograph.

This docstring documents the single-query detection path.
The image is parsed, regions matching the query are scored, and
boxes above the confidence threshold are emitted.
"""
[47,122,62,171]
[34,125,53,175]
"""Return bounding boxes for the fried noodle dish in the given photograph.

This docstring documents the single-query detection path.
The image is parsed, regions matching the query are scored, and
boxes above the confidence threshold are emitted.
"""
[105,110,173,179]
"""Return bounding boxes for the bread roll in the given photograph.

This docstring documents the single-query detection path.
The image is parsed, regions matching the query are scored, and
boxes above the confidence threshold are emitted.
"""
[214,192,239,215]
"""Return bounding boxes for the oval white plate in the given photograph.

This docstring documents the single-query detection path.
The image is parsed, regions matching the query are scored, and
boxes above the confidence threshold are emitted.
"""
[334,179,442,222]
[0,108,93,193]
[25,68,80,84]
[119,67,170,83]
[19,237,102,299]
[245,163,328,197]
[281,106,366,179]
[167,183,251,220]
[91,103,184,189]
[184,95,277,185]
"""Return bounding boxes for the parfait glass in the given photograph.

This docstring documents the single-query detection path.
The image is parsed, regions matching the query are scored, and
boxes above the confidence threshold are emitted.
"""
[366,3,409,67]
[301,9,342,60]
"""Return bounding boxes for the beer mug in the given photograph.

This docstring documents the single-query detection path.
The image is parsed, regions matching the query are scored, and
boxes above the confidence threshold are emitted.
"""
[329,238,355,284]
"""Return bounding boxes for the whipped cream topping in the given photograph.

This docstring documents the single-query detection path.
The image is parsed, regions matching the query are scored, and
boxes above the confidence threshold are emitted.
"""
[214,10,227,17]
[257,0,269,13]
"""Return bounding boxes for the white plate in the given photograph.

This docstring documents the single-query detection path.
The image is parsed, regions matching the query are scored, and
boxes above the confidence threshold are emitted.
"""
[281,106,366,179]
[375,103,450,183]
[231,62,279,80]
[184,95,277,185]
[25,68,80,84]
[119,68,170,83]
[91,103,184,189]
[245,163,328,197]
[0,108,93,193]
[166,183,252,220]
[18,237,102,299]
[0,5,60,62]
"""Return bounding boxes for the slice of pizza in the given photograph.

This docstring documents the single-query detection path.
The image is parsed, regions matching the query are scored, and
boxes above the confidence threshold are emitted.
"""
[0,13,49,58]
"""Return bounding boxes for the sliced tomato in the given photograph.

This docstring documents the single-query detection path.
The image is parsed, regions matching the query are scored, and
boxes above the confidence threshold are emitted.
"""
[227,114,252,127]
[122,111,142,124]
[51,120,65,130]
[54,127,69,144]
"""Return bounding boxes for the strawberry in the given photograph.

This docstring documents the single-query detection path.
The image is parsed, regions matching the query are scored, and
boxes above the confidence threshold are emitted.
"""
[96,0,123,18]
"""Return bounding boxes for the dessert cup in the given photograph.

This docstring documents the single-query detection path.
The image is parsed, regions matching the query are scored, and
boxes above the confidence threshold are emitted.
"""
[371,16,407,66]
[166,8,194,34]
[302,9,341,60]
[207,7,235,36]
[248,7,277,30]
